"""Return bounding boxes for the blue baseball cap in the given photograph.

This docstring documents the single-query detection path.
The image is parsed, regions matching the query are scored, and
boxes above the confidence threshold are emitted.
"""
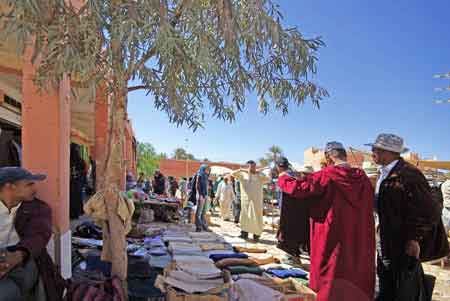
[0,167,46,185]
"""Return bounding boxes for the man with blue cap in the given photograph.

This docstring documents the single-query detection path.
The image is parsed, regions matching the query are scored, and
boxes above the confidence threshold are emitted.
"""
[277,142,375,301]
[0,167,64,301]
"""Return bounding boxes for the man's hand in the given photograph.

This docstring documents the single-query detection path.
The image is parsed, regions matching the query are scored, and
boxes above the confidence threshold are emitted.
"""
[256,167,267,173]
[0,251,26,278]
[405,240,420,259]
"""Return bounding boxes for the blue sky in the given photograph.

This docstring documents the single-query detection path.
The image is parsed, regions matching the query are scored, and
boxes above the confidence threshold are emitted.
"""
[128,0,450,164]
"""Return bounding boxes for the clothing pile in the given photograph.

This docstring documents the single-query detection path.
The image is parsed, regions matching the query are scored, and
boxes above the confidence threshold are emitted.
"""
[230,274,316,301]
[156,256,227,294]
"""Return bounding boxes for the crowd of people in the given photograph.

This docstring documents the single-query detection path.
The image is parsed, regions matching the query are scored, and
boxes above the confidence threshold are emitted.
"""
[0,132,449,300]
[130,133,450,301]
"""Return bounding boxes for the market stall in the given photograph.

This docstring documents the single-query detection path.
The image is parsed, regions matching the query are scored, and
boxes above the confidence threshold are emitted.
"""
[71,190,317,301]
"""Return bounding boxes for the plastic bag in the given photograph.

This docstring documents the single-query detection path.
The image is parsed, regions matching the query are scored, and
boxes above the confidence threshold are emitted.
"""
[394,256,433,301]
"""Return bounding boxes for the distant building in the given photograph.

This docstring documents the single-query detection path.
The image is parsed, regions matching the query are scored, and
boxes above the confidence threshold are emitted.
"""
[304,146,420,171]
[159,159,246,179]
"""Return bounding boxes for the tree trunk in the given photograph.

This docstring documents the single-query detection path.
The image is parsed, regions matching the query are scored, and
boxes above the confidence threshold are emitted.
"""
[96,3,130,294]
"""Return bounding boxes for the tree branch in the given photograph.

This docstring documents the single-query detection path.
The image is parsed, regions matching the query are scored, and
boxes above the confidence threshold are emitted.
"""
[128,85,155,92]
[126,0,189,79]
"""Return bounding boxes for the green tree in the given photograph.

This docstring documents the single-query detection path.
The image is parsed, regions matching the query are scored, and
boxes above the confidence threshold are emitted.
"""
[172,147,196,160]
[259,157,270,167]
[2,0,326,280]
[259,145,283,166]
[267,145,283,163]
[137,142,165,176]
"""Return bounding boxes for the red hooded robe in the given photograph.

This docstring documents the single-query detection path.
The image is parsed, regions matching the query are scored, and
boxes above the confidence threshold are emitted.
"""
[278,165,375,301]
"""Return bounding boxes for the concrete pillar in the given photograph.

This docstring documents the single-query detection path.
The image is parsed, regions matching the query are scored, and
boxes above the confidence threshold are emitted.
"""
[94,84,109,190]
[21,46,72,279]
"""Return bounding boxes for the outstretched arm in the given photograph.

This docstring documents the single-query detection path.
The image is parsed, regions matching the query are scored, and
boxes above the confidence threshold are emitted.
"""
[277,171,328,199]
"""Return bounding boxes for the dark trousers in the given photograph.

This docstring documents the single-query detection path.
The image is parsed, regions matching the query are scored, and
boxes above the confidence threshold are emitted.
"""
[233,198,241,223]
[0,258,44,301]
[377,257,395,301]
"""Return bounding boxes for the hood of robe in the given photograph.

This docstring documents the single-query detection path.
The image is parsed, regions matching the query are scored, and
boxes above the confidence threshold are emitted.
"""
[325,165,371,209]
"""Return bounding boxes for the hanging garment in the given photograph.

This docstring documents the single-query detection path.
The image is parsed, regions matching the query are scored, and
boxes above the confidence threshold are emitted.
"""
[277,189,311,257]
[70,143,87,219]
[0,130,20,167]
[84,190,135,280]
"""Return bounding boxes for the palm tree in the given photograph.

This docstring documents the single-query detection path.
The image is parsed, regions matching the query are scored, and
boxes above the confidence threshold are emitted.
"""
[267,145,283,164]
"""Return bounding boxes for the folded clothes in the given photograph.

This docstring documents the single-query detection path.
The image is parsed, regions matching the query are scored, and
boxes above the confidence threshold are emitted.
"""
[149,254,172,269]
[176,261,222,280]
[189,232,224,243]
[144,236,165,248]
[291,277,309,286]
[203,250,236,258]
[215,256,280,269]
[168,270,224,285]
[86,254,111,276]
[128,257,154,279]
[234,279,284,301]
[199,243,232,251]
[163,236,193,243]
[72,237,103,248]
[226,265,264,275]
[148,247,168,256]
[209,253,248,262]
[173,255,212,264]
[168,242,201,255]
[266,267,308,279]
[233,246,267,254]
[163,276,223,294]
[232,273,265,281]
[128,268,165,299]
[132,247,149,257]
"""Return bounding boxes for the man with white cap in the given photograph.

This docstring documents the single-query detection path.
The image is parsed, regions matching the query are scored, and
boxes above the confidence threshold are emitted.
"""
[366,133,449,301]
[277,142,375,301]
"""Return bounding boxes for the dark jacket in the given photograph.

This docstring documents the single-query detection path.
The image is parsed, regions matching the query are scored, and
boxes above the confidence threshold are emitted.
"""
[12,199,65,301]
[152,175,166,195]
[196,165,209,198]
[378,159,449,262]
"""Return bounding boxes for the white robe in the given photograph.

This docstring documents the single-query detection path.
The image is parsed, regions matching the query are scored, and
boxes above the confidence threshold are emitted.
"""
[231,170,269,236]
[216,182,235,220]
